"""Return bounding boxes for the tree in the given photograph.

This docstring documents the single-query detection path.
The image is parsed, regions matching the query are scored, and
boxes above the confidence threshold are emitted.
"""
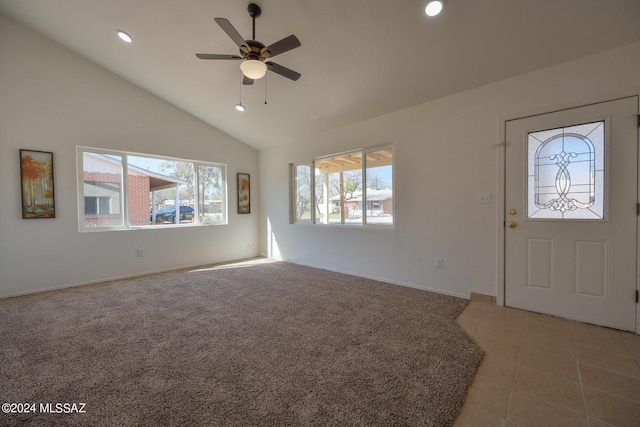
[41,159,53,206]
[161,161,195,202]
[328,170,361,222]
[367,173,389,190]
[198,165,222,216]
[329,170,361,198]
[314,175,324,217]
[21,155,43,207]
[295,166,311,220]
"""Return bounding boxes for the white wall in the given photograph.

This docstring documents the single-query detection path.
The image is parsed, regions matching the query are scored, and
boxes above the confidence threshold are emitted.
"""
[0,13,259,297]
[259,41,640,299]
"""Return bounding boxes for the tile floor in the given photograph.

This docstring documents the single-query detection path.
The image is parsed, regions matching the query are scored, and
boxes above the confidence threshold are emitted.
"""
[453,300,640,427]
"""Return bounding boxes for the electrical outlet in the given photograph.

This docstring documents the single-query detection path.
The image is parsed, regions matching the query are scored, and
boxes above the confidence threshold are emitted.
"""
[137,248,144,257]
[478,193,492,204]
[435,257,443,268]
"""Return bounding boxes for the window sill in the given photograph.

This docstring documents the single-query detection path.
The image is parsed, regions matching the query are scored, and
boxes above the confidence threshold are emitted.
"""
[79,222,228,232]
[291,222,395,230]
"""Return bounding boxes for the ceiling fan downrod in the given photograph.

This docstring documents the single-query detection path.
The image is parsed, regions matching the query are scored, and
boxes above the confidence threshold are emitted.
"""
[248,3,261,40]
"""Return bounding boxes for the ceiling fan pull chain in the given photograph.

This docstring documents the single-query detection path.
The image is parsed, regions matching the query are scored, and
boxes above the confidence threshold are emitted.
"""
[265,72,268,105]
[235,70,245,112]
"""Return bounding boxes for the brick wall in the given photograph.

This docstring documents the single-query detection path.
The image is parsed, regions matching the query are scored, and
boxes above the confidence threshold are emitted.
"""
[83,172,150,227]
[383,198,393,215]
[128,175,150,226]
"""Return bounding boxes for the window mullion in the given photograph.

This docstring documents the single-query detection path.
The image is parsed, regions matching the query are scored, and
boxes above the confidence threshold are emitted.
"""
[362,151,367,225]
[311,161,316,224]
[194,163,200,224]
[122,155,130,227]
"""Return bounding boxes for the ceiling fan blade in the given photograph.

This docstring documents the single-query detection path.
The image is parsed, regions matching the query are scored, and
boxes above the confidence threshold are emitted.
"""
[262,35,301,58]
[243,76,254,85]
[266,61,301,81]
[196,53,242,60]
[214,18,246,48]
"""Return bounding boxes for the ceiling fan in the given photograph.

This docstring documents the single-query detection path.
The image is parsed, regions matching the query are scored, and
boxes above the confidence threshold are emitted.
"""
[196,3,301,85]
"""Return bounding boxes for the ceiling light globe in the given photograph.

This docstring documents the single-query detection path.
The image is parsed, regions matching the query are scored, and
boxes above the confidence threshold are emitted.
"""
[240,59,267,80]
[235,103,246,112]
[425,1,443,17]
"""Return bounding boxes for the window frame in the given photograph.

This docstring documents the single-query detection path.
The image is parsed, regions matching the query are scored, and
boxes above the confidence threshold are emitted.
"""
[77,146,228,232]
[290,144,394,227]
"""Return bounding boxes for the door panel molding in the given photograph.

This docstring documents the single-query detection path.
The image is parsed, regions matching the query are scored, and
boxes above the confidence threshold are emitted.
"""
[526,238,554,290]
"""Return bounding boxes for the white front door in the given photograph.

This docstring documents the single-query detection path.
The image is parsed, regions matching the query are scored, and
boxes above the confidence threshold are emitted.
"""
[505,97,638,331]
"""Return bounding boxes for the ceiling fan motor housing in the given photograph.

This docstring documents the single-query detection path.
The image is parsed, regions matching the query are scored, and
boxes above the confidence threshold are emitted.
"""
[242,40,268,60]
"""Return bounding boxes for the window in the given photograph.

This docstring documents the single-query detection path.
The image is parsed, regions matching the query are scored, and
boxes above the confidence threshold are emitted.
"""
[293,163,312,223]
[291,146,393,226]
[81,153,124,227]
[84,196,112,215]
[77,148,227,231]
[527,121,605,220]
[365,149,394,225]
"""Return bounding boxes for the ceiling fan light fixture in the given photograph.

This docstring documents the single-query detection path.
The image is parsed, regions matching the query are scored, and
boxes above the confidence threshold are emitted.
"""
[240,59,267,80]
[425,0,444,17]
[235,103,245,112]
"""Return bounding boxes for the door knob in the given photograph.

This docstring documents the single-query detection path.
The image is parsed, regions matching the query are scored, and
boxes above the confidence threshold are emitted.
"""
[508,208,517,215]
[508,221,517,228]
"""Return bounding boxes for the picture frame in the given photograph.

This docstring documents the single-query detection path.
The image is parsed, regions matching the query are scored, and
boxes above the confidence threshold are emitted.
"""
[237,173,250,214]
[20,149,55,219]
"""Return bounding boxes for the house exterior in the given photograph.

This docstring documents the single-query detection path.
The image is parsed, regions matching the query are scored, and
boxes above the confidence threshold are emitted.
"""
[329,189,393,218]
[82,153,185,227]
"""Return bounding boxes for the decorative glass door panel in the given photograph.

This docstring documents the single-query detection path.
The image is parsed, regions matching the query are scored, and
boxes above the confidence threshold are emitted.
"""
[527,121,605,220]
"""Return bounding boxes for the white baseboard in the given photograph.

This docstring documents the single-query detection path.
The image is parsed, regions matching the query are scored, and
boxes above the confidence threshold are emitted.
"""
[2,256,471,303]
[0,256,265,299]
[287,259,470,300]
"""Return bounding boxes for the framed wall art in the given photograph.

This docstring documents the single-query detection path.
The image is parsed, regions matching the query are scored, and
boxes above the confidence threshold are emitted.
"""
[20,149,55,219]
[237,173,250,214]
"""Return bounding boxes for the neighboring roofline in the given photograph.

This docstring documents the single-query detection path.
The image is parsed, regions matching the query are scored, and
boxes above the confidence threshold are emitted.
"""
[86,152,188,185]
[329,189,393,202]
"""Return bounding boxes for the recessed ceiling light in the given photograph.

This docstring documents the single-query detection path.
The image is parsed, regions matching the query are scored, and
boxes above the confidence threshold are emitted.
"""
[425,1,444,17]
[117,30,133,43]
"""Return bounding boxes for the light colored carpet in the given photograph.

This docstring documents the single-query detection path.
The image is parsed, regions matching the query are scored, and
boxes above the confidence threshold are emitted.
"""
[0,260,483,426]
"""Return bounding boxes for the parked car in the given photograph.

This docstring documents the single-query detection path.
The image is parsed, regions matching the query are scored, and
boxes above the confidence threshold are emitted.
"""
[151,206,195,223]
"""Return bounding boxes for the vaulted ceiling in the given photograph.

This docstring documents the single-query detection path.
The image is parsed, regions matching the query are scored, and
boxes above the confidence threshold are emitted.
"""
[2,0,640,150]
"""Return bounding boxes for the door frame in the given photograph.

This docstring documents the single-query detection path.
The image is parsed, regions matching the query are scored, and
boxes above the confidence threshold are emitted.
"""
[496,94,640,333]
